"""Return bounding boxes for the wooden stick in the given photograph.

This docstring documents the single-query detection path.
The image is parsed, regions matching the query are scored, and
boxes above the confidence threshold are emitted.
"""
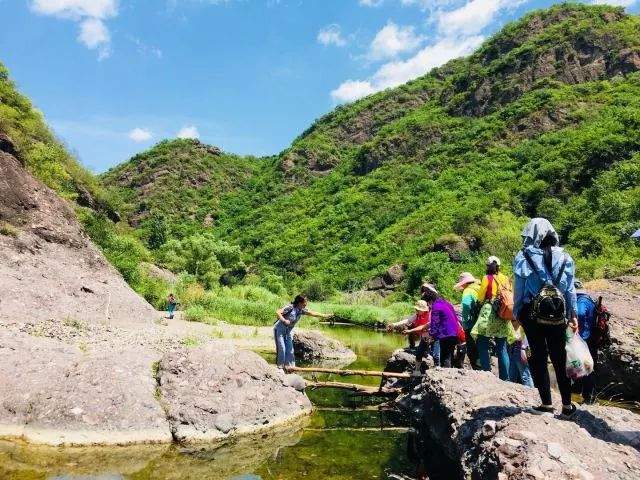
[285,366,411,379]
[306,381,402,396]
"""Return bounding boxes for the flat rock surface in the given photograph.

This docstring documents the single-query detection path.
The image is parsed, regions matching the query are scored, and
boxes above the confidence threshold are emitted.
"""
[0,329,171,446]
[292,329,357,366]
[157,344,312,443]
[398,368,640,479]
[584,277,640,399]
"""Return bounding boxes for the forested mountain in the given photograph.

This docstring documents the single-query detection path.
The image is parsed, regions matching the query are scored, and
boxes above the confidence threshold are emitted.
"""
[101,4,640,295]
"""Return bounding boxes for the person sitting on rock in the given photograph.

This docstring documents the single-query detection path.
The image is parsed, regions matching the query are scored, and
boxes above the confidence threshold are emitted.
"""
[388,300,432,375]
[274,294,332,369]
[454,272,481,369]
[423,284,460,368]
[513,218,578,416]
[167,293,178,319]
[471,256,513,381]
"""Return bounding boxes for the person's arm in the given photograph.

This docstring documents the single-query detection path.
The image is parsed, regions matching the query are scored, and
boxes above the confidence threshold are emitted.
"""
[476,276,488,304]
[387,315,414,332]
[305,309,332,319]
[564,255,578,331]
[513,272,525,322]
[276,307,291,326]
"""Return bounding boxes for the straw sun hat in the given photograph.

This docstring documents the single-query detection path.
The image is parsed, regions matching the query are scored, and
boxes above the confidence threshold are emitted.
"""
[454,272,478,291]
[414,300,430,312]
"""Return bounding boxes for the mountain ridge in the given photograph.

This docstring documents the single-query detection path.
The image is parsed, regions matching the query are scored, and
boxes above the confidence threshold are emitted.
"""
[93,4,640,294]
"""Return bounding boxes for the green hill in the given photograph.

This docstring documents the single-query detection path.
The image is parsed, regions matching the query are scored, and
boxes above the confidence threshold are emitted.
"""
[105,3,640,298]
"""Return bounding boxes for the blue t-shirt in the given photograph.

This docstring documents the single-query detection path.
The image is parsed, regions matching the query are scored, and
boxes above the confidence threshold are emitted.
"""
[275,304,308,330]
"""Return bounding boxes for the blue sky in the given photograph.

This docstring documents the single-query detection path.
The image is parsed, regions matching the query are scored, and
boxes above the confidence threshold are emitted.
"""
[1,0,639,172]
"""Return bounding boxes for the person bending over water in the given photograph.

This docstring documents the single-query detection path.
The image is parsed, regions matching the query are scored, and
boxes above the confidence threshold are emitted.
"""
[423,284,460,368]
[274,294,332,368]
[388,300,432,375]
[513,218,578,416]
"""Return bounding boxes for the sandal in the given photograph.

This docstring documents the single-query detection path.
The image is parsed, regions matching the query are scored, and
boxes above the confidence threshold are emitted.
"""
[561,404,577,417]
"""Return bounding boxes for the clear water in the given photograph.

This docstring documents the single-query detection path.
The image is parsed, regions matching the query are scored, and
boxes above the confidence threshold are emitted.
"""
[0,327,417,480]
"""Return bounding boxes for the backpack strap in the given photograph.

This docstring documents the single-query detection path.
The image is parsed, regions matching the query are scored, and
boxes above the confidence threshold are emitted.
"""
[553,255,568,287]
[522,250,543,282]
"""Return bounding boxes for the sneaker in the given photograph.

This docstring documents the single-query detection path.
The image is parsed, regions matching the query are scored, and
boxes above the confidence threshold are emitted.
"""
[531,405,555,414]
[561,404,577,417]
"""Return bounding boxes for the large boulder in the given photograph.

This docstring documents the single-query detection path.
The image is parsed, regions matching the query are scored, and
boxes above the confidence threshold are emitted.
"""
[157,344,312,443]
[292,330,357,366]
[584,277,640,400]
[397,368,640,479]
[0,329,171,446]
[0,150,157,326]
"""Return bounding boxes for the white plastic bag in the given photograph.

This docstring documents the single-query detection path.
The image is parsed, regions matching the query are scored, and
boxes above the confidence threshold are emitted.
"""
[565,329,594,380]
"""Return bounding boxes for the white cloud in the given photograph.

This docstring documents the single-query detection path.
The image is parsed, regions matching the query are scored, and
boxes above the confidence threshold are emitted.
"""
[317,24,347,47]
[128,127,153,142]
[359,0,384,6]
[369,22,423,60]
[177,125,200,139]
[591,0,637,6]
[30,0,118,59]
[331,80,377,102]
[332,0,529,103]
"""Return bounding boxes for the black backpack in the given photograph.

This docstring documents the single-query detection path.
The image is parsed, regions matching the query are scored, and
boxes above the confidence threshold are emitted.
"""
[522,250,568,326]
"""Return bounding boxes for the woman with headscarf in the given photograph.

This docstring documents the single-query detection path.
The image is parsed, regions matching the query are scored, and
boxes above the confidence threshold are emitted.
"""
[513,218,578,416]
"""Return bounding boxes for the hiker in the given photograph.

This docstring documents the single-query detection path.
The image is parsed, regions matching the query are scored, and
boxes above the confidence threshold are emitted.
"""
[472,257,512,381]
[454,272,481,369]
[420,283,440,365]
[513,218,578,416]
[423,284,459,368]
[389,300,432,375]
[509,323,534,388]
[274,294,332,368]
[167,293,178,319]
[575,280,603,404]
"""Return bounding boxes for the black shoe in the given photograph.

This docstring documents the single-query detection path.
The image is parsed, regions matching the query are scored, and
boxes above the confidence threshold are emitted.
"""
[561,404,577,417]
[531,405,555,414]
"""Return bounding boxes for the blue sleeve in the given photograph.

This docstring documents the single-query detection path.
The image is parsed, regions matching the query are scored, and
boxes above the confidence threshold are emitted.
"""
[513,273,526,321]
[578,298,596,340]
[563,255,577,318]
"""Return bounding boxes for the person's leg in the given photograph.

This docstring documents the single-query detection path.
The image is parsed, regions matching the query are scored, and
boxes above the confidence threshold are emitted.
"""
[168,304,175,319]
[453,343,466,368]
[545,325,572,407]
[284,330,296,367]
[409,333,417,350]
[274,327,286,367]
[508,342,520,383]
[465,330,480,370]
[440,337,456,368]
[495,337,510,381]
[476,335,491,372]
[519,361,535,388]
[582,340,598,403]
[431,340,440,366]
[521,317,552,406]
[415,338,429,363]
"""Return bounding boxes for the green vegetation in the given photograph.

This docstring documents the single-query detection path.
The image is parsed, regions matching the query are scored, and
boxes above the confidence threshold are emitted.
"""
[102,4,640,303]
[0,221,18,237]
[3,4,640,328]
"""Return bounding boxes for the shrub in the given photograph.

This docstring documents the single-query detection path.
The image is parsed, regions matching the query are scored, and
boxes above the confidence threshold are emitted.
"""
[184,305,208,322]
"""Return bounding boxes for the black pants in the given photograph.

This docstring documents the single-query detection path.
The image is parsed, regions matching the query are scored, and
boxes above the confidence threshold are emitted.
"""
[416,337,429,363]
[581,339,599,402]
[438,336,458,368]
[520,303,572,406]
[464,329,480,370]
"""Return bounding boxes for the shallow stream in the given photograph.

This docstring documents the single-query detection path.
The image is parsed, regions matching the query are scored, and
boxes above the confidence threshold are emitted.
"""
[0,326,418,480]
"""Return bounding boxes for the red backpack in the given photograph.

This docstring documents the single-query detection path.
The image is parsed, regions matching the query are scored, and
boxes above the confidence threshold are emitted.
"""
[591,296,612,348]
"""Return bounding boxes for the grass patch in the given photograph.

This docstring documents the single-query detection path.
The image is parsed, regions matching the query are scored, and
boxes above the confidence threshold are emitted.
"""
[0,222,18,237]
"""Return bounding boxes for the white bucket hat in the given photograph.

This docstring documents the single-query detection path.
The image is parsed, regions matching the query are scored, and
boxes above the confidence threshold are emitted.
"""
[487,255,501,266]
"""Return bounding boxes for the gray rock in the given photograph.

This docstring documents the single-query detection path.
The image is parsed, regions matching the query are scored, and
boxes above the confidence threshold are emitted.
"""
[396,368,640,479]
[283,374,306,392]
[157,344,312,443]
[292,330,356,367]
[383,264,405,285]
